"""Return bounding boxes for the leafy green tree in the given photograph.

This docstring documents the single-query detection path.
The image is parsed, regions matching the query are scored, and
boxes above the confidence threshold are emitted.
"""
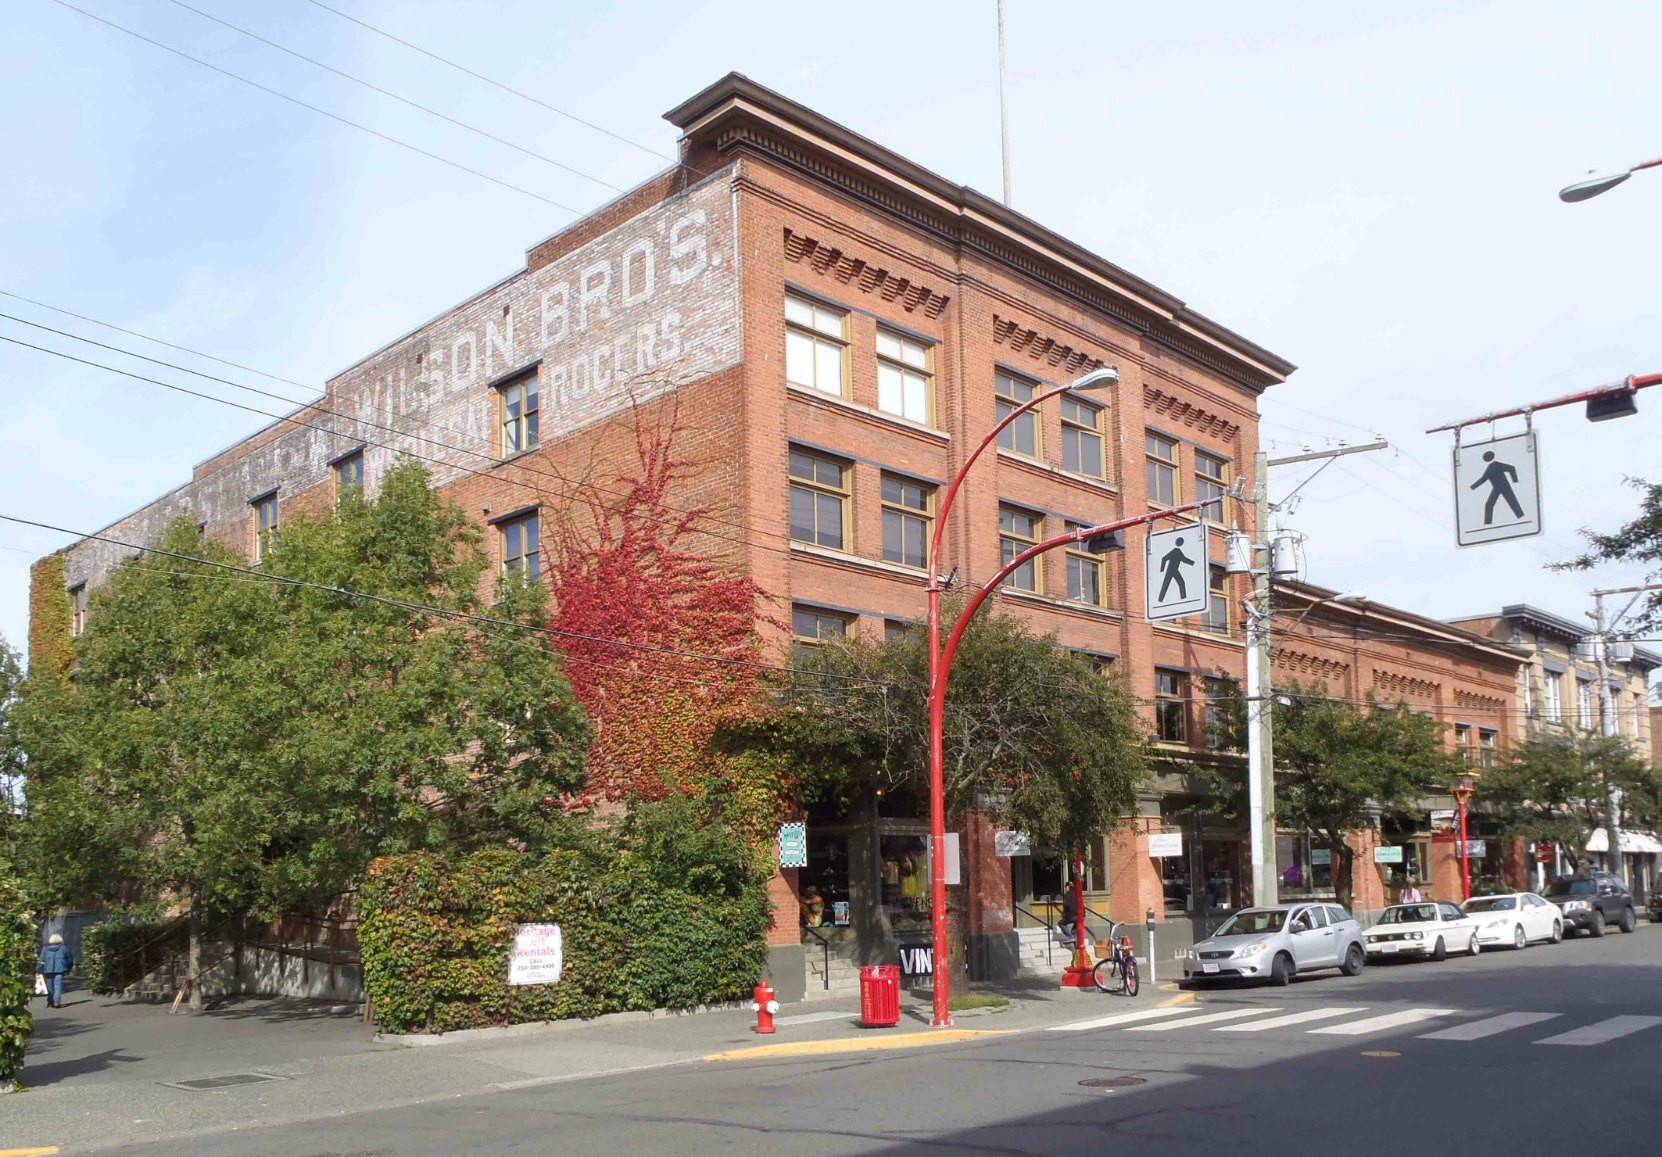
[17,460,590,1008]
[0,637,23,867]
[0,859,32,1091]
[1557,477,1662,631]
[1479,732,1662,852]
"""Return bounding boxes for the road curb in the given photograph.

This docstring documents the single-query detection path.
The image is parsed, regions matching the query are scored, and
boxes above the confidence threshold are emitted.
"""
[375,1000,749,1047]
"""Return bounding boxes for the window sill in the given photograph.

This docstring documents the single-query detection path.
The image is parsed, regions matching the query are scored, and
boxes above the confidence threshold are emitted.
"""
[998,587,1124,622]
[786,384,950,444]
[995,450,1119,496]
[1151,621,1244,646]
[790,541,929,582]
[498,444,542,466]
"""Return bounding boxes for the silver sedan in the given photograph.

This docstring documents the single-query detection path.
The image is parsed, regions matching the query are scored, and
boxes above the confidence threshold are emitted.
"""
[1184,903,1367,986]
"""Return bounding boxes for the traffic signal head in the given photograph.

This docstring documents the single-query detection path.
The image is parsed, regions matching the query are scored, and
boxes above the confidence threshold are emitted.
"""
[1084,529,1125,554]
[1586,389,1638,422]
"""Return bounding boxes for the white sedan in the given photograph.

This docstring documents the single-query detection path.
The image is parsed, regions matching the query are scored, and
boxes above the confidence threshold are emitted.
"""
[1363,901,1479,960]
[1461,892,1564,949]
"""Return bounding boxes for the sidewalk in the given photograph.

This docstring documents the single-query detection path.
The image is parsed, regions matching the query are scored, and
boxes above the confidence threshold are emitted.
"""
[2,977,1169,1154]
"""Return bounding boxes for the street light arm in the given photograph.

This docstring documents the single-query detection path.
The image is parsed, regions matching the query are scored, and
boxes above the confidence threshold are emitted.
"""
[1426,373,1661,433]
[927,383,1080,587]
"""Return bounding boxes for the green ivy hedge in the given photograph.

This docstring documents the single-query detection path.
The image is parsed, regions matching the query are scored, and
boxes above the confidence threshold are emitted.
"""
[360,842,770,1035]
[0,864,34,1088]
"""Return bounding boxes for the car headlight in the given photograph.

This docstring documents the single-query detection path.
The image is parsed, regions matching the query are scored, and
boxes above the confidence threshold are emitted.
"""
[1483,918,1508,929]
[1408,931,1424,940]
[1561,900,1589,911]
[1235,942,1269,958]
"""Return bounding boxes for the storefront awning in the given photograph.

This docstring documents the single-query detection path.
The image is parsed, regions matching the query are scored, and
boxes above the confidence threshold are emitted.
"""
[1585,828,1662,855]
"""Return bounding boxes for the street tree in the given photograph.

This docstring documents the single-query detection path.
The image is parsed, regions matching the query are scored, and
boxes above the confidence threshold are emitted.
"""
[1556,477,1662,631]
[0,637,22,867]
[1478,732,1662,854]
[17,460,590,1007]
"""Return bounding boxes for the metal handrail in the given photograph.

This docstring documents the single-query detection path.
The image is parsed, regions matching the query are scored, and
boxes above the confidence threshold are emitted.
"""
[1011,903,1058,966]
[801,924,833,991]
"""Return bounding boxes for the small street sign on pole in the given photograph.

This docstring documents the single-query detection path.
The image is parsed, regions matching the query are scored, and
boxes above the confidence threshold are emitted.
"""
[1145,521,1209,622]
[1452,430,1542,546]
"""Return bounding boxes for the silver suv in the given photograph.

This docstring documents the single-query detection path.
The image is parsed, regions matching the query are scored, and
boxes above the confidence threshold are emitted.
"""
[1185,903,1367,986]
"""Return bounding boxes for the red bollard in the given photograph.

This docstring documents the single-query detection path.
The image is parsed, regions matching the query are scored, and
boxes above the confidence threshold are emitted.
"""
[752,981,778,1034]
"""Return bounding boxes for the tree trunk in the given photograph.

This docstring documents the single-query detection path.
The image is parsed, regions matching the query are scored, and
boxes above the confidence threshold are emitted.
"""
[187,899,203,1013]
[1330,842,1355,911]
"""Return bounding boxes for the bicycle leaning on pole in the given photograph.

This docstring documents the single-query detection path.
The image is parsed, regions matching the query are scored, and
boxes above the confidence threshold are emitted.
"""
[1089,922,1140,997]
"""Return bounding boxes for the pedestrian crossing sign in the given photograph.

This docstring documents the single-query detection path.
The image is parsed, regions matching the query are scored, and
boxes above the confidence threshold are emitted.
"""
[1145,521,1210,622]
[1453,430,1542,547]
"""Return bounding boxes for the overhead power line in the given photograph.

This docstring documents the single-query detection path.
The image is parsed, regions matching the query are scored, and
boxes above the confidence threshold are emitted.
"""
[165,0,628,194]
[302,0,677,165]
[48,0,585,214]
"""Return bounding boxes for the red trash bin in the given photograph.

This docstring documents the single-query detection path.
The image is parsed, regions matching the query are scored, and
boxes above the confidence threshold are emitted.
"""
[858,964,900,1027]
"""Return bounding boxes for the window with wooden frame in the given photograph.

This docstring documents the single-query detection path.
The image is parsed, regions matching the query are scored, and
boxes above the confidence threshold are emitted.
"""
[499,510,541,580]
[69,583,88,638]
[1145,432,1178,506]
[252,491,278,562]
[876,330,931,424]
[999,505,1042,591]
[792,605,851,647]
[1542,671,1562,721]
[1576,677,1594,730]
[884,619,915,643]
[1155,669,1189,743]
[1060,396,1105,478]
[334,449,365,496]
[785,294,848,397]
[1454,723,1473,763]
[880,474,932,569]
[1479,728,1498,768]
[1204,565,1229,634]
[1195,451,1228,522]
[499,369,540,455]
[1204,676,1234,748]
[995,371,1039,457]
[788,447,849,551]
[1064,522,1103,606]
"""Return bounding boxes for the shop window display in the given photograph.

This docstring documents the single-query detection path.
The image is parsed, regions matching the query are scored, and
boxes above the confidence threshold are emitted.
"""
[879,835,932,939]
[801,831,850,928]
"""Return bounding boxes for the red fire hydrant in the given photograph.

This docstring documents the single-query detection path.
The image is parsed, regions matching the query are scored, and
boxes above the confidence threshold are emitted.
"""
[752,981,778,1034]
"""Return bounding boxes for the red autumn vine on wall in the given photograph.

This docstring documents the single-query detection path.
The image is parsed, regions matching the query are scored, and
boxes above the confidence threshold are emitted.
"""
[548,402,771,806]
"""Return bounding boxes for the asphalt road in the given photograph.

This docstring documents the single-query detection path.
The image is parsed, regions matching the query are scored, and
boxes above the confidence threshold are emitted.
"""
[101,925,1662,1157]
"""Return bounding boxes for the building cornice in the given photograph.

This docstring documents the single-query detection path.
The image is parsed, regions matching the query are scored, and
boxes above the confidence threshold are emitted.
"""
[1275,580,1529,668]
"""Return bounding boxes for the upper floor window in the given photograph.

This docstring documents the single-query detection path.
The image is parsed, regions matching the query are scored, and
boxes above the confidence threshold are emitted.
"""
[880,474,932,569]
[252,491,278,562]
[1479,728,1498,768]
[1576,678,1594,730]
[995,372,1039,457]
[334,450,365,496]
[1454,723,1472,763]
[999,505,1041,591]
[1146,432,1178,506]
[1195,451,1228,522]
[499,370,540,456]
[500,509,541,580]
[1060,396,1104,478]
[792,604,851,648]
[1155,669,1188,743]
[1204,677,1233,748]
[884,619,914,643]
[1204,565,1229,634]
[1064,522,1103,606]
[789,448,848,551]
[876,330,931,424]
[1542,672,1562,721]
[785,295,847,397]
[69,583,88,637]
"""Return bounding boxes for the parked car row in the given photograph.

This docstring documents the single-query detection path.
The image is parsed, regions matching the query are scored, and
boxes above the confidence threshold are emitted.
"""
[1183,874,1649,987]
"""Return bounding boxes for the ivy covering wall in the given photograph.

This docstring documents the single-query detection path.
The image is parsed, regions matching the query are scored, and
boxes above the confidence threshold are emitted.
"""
[0,864,34,1089]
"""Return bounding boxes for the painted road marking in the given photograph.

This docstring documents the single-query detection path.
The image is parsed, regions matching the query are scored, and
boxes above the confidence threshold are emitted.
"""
[0,1149,61,1156]
[1420,1012,1561,1041]
[1127,1007,1281,1031]
[1217,1007,1369,1032]
[704,1029,1010,1061]
[1048,1007,1198,1032]
[1308,1008,1459,1036]
[773,1010,855,1027]
[1535,1016,1662,1047]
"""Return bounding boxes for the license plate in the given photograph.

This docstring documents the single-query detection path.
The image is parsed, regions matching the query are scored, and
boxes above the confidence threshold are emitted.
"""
[1380,944,1398,953]
[1203,962,1219,974]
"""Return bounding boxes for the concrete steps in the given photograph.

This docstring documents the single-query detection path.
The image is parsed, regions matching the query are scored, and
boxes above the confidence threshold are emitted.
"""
[804,953,860,997]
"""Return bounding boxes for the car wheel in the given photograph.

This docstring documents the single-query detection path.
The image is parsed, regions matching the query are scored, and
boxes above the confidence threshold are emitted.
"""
[1430,936,1447,962]
[1341,943,1365,976]
[1467,931,1481,956]
[1512,924,1526,950]
[1270,952,1294,987]
[1590,912,1606,938]
[1619,907,1636,934]
[1550,920,1563,943]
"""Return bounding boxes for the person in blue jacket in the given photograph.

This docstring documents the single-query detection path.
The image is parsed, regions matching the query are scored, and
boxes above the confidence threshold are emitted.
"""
[38,932,74,1008]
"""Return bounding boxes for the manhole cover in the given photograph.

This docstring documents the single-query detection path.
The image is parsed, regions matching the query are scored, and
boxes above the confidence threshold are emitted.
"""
[1079,1075,1148,1089]
[166,1072,288,1091]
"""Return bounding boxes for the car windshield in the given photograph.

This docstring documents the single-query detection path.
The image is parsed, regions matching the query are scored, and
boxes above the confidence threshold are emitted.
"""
[1213,910,1287,937]
[1545,878,1595,897]
[1464,896,1517,912]
[1378,904,1438,924]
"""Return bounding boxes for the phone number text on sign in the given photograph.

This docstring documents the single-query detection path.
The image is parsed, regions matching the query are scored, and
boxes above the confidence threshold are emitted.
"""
[508,922,563,987]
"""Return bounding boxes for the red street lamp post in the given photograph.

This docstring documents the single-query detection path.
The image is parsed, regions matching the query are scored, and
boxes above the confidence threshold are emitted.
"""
[922,365,1216,1026]
[1451,778,1475,902]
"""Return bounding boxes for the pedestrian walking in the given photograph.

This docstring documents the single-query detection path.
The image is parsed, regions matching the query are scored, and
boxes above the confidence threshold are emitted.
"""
[38,932,74,1009]
[1399,880,1423,903]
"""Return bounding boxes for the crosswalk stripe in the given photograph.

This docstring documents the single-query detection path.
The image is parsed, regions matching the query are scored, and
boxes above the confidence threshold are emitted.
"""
[1419,1012,1560,1041]
[1535,1016,1662,1047]
[1308,1008,1459,1035]
[1126,1007,1280,1031]
[1048,1007,1197,1032]
[1217,1007,1368,1032]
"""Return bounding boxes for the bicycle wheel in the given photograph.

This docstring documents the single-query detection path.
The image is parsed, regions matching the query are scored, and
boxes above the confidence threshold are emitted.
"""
[1122,958,1139,997]
[1091,958,1120,993]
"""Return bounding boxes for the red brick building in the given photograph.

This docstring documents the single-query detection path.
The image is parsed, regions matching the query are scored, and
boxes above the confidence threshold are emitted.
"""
[31,75,1295,998]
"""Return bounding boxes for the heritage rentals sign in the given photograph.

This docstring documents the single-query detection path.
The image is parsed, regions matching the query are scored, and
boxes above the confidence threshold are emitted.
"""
[507,923,563,986]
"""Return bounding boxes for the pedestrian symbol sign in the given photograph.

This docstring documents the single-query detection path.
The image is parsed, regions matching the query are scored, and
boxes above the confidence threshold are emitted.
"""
[1145,522,1209,622]
[1453,431,1541,547]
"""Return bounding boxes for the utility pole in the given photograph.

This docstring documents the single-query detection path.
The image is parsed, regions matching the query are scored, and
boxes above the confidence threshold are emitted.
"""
[1588,581,1662,882]
[1244,439,1389,906]
[996,0,1012,206]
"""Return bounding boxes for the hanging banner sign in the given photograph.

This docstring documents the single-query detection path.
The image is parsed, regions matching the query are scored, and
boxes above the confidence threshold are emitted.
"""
[994,831,1031,857]
[1373,846,1404,864]
[1147,832,1184,858]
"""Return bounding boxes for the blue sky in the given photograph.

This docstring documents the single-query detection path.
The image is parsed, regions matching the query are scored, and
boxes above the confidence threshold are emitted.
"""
[2,0,1659,664]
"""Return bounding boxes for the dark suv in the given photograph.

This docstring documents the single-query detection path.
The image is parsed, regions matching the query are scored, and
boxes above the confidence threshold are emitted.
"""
[1545,873,1637,936]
